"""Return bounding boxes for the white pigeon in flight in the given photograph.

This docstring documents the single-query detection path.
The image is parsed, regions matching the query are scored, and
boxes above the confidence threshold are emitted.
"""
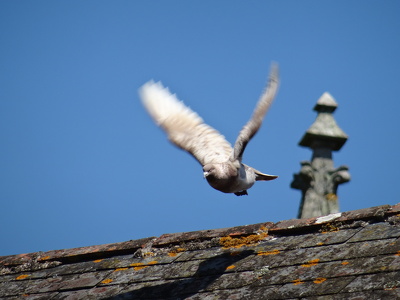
[139,64,279,196]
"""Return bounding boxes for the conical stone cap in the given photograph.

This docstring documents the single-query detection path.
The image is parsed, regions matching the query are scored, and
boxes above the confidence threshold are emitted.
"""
[299,92,348,151]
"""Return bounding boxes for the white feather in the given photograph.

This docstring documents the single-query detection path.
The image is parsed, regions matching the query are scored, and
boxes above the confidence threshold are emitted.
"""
[139,81,233,165]
[139,81,203,127]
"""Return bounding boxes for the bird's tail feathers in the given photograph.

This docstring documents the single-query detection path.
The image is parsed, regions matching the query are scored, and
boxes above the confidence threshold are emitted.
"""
[254,169,278,181]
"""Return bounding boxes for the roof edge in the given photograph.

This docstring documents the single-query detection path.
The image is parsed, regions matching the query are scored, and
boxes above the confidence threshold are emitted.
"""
[1,203,399,267]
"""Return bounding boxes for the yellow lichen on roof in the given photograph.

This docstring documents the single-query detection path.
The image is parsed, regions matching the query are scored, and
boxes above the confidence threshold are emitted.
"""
[301,258,320,267]
[131,262,149,270]
[314,277,327,284]
[130,263,143,267]
[38,256,51,261]
[101,279,113,284]
[113,268,128,272]
[292,279,304,285]
[219,232,268,249]
[257,249,280,256]
[167,247,186,257]
[130,261,158,271]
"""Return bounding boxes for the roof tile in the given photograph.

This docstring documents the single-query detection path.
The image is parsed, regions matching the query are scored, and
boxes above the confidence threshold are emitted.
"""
[347,222,400,242]
[1,202,399,299]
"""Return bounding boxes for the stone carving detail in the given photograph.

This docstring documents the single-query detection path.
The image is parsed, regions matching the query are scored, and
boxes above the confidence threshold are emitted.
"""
[292,93,350,218]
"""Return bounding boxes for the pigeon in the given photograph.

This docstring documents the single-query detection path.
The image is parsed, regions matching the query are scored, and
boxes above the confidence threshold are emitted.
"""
[139,64,279,196]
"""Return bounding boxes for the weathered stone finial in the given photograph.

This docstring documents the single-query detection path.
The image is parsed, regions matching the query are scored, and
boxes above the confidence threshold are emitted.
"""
[291,92,351,219]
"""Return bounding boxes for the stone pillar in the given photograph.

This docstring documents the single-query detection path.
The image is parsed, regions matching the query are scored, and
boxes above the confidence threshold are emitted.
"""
[291,92,351,219]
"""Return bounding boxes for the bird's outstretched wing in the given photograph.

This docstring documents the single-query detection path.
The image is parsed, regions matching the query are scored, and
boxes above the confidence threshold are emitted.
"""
[139,81,233,166]
[232,64,279,162]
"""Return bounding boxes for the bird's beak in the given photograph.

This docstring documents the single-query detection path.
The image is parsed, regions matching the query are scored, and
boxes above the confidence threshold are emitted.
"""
[203,171,209,178]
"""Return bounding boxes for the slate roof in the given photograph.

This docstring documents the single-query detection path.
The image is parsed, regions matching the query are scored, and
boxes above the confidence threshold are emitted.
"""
[1,203,399,300]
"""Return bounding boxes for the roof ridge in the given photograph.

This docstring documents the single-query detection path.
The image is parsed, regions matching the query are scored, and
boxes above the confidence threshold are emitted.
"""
[1,203,398,269]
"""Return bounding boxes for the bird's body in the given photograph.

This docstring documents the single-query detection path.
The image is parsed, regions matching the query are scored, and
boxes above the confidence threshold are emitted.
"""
[203,163,255,195]
[139,64,279,196]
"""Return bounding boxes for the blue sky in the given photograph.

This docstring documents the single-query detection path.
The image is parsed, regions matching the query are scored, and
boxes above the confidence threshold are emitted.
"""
[1,1,399,256]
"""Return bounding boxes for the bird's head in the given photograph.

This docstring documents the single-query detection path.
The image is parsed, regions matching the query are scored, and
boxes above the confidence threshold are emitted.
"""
[203,164,215,179]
